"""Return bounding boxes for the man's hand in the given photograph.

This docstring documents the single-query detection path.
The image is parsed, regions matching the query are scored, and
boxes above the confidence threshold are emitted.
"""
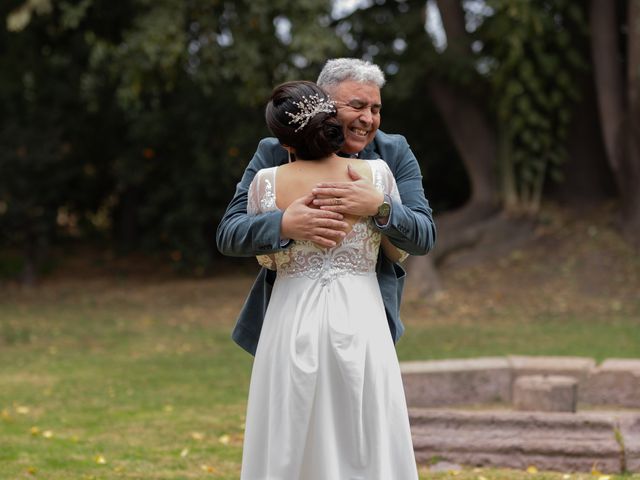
[281,194,350,248]
[311,164,383,217]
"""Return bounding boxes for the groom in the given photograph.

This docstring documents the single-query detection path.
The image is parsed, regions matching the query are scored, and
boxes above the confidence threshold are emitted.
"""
[216,58,436,355]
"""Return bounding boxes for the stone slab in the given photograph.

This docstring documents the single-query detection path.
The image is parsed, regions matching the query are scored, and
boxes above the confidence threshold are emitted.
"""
[508,356,596,385]
[513,375,578,412]
[620,414,640,472]
[401,358,512,407]
[582,359,640,408]
[410,408,632,473]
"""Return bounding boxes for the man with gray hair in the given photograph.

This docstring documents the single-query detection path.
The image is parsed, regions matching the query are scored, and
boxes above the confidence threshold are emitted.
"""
[217,58,436,355]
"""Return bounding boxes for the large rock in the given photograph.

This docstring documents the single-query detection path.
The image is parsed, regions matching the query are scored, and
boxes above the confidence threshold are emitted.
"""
[513,375,578,412]
[508,356,596,385]
[582,359,640,408]
[401,357,512,407]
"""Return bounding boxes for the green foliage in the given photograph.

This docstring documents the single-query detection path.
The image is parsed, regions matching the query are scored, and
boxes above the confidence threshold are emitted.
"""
[1,0,344,273]
[336,0,590,214]
[0,0,99,274]
[0,0,596,273]
[479,0,589,213]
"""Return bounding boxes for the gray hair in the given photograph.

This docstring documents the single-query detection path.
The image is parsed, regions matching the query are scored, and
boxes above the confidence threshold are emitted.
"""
[317,58,386,90]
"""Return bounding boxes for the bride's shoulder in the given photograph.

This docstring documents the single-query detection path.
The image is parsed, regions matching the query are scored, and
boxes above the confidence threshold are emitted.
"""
[364,158,392,175]
[252,166,278,183]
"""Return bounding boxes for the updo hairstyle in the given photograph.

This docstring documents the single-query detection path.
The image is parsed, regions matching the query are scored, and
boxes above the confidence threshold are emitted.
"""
[265,80,344,160]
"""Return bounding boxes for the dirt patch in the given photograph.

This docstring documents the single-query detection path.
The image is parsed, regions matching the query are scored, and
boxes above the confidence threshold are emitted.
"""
[1,205,638,331]
[403,205,640,326]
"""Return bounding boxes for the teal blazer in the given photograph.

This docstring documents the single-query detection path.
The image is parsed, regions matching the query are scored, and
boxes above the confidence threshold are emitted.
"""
[216,130,436,355]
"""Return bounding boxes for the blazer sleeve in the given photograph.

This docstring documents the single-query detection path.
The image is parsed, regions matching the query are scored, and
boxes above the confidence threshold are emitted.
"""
[216,138,287,257]
[375,135,436,256]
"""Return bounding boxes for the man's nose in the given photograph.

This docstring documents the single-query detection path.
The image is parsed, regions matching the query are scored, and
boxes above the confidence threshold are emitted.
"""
[359,109,373,125]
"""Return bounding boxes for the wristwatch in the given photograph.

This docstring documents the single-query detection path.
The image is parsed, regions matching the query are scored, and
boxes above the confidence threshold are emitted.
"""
[375,194,391,218]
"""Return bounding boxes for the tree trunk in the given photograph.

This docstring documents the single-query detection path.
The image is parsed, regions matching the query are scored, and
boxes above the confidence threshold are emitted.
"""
[590,0,640,244]
[589,0,626,178]
[428,0,500,223]
[427,80,498,217]
[407,0,501,292]
[554,69,615,206]
[622,0,640,242]
[435,0,469,55]
[404,254,442,302]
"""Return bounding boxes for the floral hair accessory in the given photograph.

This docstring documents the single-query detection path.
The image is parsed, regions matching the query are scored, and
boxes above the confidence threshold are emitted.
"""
[285,94,336,132]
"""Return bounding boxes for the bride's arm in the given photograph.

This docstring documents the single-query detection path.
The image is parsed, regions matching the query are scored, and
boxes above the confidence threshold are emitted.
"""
[380,236,407,263]
[247,169,279,271]
[256,254,277,270]
[376,161,409,263]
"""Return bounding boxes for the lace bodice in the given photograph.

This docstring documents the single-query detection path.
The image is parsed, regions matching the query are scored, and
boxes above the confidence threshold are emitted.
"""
[247,160,404,285]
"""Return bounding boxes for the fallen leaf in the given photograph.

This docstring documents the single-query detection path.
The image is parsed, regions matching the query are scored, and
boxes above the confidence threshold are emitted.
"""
[526,465,538,474]
[218,434,230,445]
[190,431,205,441]
[42,430,53,439]
[30,426,40,436]
[95,455,107,464]
[200,464,218,473]
[17,406,30,415]
[180,448,189,458]
[26,466,37,475]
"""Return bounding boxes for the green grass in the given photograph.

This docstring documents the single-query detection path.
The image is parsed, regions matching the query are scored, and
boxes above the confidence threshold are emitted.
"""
[397,313,640,361]
[0,272,639,479]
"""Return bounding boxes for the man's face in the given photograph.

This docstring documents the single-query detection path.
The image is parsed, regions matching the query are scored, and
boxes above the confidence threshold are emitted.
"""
[327,80,381,154]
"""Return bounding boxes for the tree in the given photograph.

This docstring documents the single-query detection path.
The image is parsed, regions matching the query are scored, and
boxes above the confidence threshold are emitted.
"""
[2,0,345,274]
[590,0,640,244]
[0,0,116,283]
[335,0,593,298]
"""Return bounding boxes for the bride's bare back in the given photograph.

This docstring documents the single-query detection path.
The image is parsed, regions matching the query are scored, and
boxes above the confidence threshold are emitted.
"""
[274,155,372,233]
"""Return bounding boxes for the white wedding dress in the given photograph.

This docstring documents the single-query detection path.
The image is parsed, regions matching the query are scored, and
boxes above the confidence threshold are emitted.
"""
[241,159,418,480]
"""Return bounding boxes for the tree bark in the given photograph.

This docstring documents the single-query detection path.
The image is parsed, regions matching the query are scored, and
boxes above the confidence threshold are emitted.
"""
[555,69,615,206]
[435,0,470,55]
[622,0,640,241]
[407,0,501,294]
[427,79,498,222]
[589,0,626,181]
[429,0,499,218]
[590,0,640,243]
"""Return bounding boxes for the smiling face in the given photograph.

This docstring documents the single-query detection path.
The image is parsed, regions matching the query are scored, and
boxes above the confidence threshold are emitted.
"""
[325,80,381,155]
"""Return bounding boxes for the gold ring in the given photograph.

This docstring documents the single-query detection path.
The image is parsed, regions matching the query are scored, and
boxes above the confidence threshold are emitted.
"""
[335,198,341,206]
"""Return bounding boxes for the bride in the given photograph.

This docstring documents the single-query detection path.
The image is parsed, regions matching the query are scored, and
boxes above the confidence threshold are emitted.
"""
[240,80,418,480]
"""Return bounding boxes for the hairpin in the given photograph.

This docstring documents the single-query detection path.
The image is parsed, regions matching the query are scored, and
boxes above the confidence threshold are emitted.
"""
[285,94,336,132]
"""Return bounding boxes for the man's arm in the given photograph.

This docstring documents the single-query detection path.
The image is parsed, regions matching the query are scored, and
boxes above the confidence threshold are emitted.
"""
[216,138,284,257]
[216,138,349,257]
[376,134,436,256]
[311,135,436,256]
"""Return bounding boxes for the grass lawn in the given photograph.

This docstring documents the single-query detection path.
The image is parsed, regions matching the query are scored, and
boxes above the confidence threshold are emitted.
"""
[1,214,639,479]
